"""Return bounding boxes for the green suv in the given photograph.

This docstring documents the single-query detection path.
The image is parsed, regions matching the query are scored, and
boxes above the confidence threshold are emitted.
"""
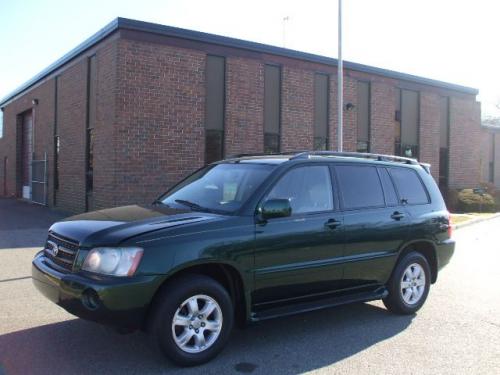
[32,151,454,366]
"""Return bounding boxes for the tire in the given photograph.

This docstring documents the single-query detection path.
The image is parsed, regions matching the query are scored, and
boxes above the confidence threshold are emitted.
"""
[383,251,431,315]
[149,274,234,366]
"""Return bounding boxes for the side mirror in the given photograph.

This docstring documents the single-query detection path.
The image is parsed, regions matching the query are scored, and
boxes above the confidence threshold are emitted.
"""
[260,199,292,220]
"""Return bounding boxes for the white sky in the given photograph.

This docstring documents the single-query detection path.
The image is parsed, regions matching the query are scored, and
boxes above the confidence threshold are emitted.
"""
[1,0,499,117]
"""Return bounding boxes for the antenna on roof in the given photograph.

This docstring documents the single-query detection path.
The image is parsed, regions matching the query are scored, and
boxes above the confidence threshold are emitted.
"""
[282,16,289,48]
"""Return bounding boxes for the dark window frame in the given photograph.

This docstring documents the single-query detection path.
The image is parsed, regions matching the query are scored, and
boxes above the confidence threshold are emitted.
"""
[489,135,496,183]
[356,80,371,153]
[205,54,226,163]
[438,96,450,189]
[264,63,282,154]
[313,72,330,151]
[396,88,420,159]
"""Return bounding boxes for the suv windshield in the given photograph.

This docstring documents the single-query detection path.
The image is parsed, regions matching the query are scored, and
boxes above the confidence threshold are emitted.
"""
[160,163,275,214]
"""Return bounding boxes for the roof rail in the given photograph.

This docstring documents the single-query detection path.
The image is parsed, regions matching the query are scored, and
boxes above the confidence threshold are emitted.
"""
[291,151,419,165]
[225,150,428,169]
[226,151,309,159]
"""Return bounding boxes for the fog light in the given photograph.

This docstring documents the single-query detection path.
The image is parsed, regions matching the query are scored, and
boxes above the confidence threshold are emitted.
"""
[82,289,100,310]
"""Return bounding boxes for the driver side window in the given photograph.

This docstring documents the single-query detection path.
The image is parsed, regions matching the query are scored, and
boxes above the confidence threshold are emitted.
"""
[267,165,333,214]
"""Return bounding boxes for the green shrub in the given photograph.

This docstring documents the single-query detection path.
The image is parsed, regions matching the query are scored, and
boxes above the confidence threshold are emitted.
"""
[457,189,496,213]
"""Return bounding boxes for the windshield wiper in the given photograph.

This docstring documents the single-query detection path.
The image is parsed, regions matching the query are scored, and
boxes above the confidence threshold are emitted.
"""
[152,199,170,207]
[174,199,209,212]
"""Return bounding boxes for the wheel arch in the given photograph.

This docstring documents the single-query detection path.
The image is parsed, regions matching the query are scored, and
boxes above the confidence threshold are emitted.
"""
[144,260,249,330]
[396,239,438,284]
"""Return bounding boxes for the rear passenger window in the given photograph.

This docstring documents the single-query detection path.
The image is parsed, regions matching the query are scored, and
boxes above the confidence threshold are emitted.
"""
[378,168,398,206]
[336,165,385,209]
[389,168,429,205]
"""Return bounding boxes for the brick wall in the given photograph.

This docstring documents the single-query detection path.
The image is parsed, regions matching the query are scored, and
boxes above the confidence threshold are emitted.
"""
[370,81,397,155]
[113,38,205,207]
[91,39,119,210]
[281,67,314,151]
[225,57,264,156]
[329,75,357,151]
[448,98,481,188]
[55,61,88,213]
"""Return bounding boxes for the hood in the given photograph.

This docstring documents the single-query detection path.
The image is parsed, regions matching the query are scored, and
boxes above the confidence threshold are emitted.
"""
[49,204,221,247]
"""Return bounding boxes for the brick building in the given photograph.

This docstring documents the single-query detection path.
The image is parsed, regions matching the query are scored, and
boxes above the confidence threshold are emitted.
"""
[0,18,483,213]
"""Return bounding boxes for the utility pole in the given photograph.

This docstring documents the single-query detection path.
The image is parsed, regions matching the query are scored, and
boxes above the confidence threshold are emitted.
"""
[337,0,343,152]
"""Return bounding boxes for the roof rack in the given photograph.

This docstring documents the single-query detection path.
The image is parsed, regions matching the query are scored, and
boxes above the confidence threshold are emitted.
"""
[226,151,309,159]
[225,150,427,169]
[290,151,419,165]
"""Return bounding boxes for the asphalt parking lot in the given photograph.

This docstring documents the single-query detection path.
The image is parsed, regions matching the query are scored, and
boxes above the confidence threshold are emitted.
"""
[0,197,499,374]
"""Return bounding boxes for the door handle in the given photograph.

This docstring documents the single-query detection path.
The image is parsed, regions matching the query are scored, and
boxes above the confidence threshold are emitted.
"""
[325,218,342,229]
[391,211,405,220]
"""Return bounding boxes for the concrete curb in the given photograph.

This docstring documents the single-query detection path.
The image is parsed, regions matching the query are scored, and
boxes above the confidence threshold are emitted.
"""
[453,213,500,230]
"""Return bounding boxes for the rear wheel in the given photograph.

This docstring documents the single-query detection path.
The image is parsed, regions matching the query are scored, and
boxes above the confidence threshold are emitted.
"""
[150,274,234,366]
[383,251,431,315]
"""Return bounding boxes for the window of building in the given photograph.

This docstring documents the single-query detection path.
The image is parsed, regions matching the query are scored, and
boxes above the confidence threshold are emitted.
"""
[389,167,429,205]
[0,109,3,138]
[264,65,281,154]
[439,97,450,189]
[489,135,496,183]
[205,55,225,163]
[396,89,420,158]
[86,55,96,194]
[336,165,385,210]
[394,89,401,152]
[378,167,398,206]
[267,166,333,214]
[314,73,329,150]
[357,81,370,152]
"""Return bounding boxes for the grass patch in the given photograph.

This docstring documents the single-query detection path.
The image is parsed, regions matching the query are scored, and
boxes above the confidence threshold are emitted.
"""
[451,215,472,225]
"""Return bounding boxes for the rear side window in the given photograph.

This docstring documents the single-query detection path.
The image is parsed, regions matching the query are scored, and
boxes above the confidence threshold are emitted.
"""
[336,165,385,209]
[378,168,399,206]
[389,168,429,205]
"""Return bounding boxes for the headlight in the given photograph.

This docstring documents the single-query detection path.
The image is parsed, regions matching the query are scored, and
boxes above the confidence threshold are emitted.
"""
[82,247,144,276]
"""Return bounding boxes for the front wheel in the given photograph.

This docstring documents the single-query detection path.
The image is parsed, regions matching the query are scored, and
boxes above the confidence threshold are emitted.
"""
[383,251,431,315]
[150,274,234,366]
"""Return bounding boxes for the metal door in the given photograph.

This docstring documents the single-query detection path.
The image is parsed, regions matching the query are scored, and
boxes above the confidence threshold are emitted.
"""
[31,152,48,205]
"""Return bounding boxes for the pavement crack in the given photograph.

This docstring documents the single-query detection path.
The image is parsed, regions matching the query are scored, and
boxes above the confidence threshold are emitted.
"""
[483,320,500,329]
[0,276,32,283]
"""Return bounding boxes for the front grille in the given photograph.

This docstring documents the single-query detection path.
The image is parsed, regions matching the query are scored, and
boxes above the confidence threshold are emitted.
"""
[44,232,79,271]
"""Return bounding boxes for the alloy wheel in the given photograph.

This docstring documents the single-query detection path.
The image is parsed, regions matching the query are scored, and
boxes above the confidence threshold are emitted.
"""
[171,294,223,354]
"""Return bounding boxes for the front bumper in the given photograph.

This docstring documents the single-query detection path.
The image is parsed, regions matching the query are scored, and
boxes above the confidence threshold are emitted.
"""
[32,251,163,329]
